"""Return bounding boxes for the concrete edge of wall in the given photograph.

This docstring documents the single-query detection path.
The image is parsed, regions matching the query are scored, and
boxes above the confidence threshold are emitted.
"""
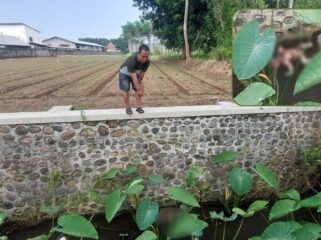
[1,102,321,125]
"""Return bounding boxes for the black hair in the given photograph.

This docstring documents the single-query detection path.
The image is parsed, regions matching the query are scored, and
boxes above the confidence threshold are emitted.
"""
[139,44,150,53]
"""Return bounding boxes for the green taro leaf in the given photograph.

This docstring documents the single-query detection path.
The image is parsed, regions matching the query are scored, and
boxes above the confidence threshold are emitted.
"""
[229,167,253,196]
[27,235,47,240]
[234,82,276,106]
[248,200,269,212]
[123,179,145,194]
[210,211,238,222]
[253,163,279,189]
[277,189,300,202]
[212,150,238,164]
[233,20,276,80]
[260,222,296,240]
[269,199,299,221]
[121,166,138,176]
[299,192,321,208]
[167,213,208,238]
[136,198,159,231]
[148,175,164,184]
[0,212,7,226]
[294,53,321,95]
[168,186,200,208]
[186,166,202,186]
[135,230,157,240]
[292,228,316,240]
[56,214,98,239]
[294,102,321,106]
[232,207,255,217]
[294,10,321,26]
[101,168,120,180]
[105,189,126,222]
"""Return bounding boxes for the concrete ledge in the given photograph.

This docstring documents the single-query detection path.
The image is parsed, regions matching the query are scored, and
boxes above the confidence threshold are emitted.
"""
[48,105,73,112]
[1,103,321,125]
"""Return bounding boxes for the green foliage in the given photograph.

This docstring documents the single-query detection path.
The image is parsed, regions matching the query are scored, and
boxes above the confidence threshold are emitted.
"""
[0,212,7,226]
[253,163,279,190]
[56,214,98,239]
[136,198,159,231]
[210,211,238,222]
[277,189,301,202]
[135,230,157,240]
[302,146,321,166]
[148,175,164,185]
[234,82,276,106]
[123,179,145,194]
[229,167,253,196]
[269,199,299,221]
[167,213,208,238]
[212,150,238,164]
[233,200,269,218]
[168,186,200,208]
[233,21,276,80]
[105,189,126,222]
[298,192,321,208]
[294,53,321,95]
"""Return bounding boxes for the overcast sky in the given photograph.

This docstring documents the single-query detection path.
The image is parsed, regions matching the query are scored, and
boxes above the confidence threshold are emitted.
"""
[0,0,141,40]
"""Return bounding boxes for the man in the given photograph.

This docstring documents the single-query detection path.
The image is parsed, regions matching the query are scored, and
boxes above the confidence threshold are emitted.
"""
[119,44,150,114]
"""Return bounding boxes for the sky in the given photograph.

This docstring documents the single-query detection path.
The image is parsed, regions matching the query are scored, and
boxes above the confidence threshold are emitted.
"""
[0,0,141,40]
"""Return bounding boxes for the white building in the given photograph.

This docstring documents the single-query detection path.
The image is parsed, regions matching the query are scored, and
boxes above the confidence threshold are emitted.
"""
[0,23,45,48]
[43,37,104,51]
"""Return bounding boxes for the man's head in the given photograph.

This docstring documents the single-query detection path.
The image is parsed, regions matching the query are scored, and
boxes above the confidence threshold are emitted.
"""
[137,44,150,63]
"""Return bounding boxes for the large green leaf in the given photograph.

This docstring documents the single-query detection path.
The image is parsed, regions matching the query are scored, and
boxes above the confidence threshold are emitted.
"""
[0,212,7,226]
[233,20,276,80]
[300,223,321,238]
[167,213,208,238]
[294,102,321,106]
[212,150,238,164]
[148,175,164,185]
[292,228,316,240]
[277,189,300,202]
[260,222,296,240]
[56,214,98,239]
[269,200,299,221]
[248,200,269,212]
[210,211,238,222]
[135,230,157,240]
[229,167,253,196]
[252,163,279,190]
[136,198,159,231]
[105,189,126,222]
[299,192,321,208]
[234,82,276,106]
[101,168,120,180]
[294,53,321,95]
[168,186,200,208]
[121,166,138,176]
[186,166,202,186]
[123,179,145,195]
[294,10,321,26]
[233,200,268,218]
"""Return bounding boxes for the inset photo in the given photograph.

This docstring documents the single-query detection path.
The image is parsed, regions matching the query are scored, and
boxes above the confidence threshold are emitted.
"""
[233,9,321,106]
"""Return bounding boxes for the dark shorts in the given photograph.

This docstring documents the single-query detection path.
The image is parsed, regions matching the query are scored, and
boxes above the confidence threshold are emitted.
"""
[119,72,140,92]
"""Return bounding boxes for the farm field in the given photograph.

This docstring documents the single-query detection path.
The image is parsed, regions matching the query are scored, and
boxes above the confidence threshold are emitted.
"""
[0,55,232,112]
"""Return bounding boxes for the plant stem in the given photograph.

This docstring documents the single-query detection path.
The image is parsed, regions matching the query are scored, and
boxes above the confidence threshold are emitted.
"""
[233,217,244,240]
[260,211,269,225]
[222,221,226,240]
[308,208,319,224]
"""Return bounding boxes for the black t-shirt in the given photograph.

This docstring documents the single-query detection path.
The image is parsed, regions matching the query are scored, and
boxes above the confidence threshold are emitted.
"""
[120,54,150,75]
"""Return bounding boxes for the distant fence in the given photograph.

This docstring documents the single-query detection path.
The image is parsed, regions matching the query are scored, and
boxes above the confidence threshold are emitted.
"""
[0,47,121,59]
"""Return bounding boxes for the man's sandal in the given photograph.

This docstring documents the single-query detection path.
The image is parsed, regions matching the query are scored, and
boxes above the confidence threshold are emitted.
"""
[126,107,133,114]
[136,107,144,113]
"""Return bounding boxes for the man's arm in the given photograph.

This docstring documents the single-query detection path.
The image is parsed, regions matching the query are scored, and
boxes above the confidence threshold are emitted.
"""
[130,72,142,90]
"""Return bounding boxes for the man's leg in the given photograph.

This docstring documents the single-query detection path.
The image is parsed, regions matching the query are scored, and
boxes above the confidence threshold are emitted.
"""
[119,73,132,113]
[123,91,130,108]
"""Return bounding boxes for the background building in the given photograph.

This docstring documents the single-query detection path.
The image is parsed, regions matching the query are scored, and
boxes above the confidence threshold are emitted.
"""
[43,36,104,51]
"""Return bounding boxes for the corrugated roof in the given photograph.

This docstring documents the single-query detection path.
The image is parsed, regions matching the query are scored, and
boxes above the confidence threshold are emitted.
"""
[0,23,41,33]
[0,35,29,46]
[43,36,104,47]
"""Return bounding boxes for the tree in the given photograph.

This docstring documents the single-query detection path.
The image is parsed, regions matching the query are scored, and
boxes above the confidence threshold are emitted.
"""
[183,0,190,61]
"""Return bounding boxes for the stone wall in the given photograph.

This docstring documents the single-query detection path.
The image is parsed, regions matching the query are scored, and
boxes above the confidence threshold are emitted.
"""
[1,106,321,224]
